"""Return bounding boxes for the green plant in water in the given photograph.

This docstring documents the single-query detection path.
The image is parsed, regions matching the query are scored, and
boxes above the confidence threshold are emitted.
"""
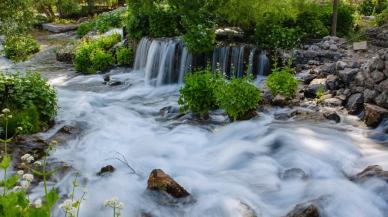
[3,35,39,62]
[178,70,223,118]
[116,46,134,66]
[215,77,262,121]
[266,66,298,99]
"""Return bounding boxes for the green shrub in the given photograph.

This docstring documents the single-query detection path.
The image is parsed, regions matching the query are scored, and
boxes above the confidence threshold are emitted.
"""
[178,70,222,117]
[375,0,388,14]
[254,13,300,50]
[148,8,179,38]
[74,34,121,74]
[5,106,40,136]
[57,0,81,17]
[116,46,134,66]
[296,11,329,40]
[127,13,150,40]
[3,35,39,62]
[90,48,114,72]
[359,0,375,15]
[376,7,388,25]
[96,8,128,33]
[182,23,216,54]
[266,67,298,98]
[215,78,261,121]
[76,20,96,37]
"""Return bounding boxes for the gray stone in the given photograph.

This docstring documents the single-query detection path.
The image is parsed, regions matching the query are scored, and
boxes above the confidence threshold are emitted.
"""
[326,75,340,90]
[364,103,388,127]
[238,202,257,217]
[350,165,388,182]
[323,111,341,123]
[329,44,338,51]
[323,98,343,107]
[376,91,388,109]
[377,79,388,92]
[321,63,337,74]
[370,70,385,83]
[375,58,385,71]
[346,93,364,114]
[322,41,330,50]
[305,79,326,98]
[282,168,308,180]
[42,23,79,33]
[353,41,367,51]
[338,68,359,83]
[272,95,288,106]
[336,61,347,70]
[286,203,320,217]
[363,89,378,103]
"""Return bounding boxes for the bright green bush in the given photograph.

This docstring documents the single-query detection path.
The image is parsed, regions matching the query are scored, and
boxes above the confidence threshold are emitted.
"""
[57,0,81,17]
[254,13,300,50]
[90,48,114,72]
[0,72,57,122]
[3,35,39,62]
[148,8,180,38]
[116,46,134,66]
[96,7,128,33]
[6,106,40,136]
[215,78,261,121]
[127,13,150,40]
[266,67,298,99]
[359,0,387,15]
[376,7,388,25]
[178,70,222,117]
[296,11,329,40]
[182,23,216,54]
[74,34,121,74]
[76,20,96,37]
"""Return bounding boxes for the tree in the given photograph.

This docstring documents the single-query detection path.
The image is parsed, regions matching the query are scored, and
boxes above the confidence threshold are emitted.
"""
[0,0,35,35]
[331,0,338,36]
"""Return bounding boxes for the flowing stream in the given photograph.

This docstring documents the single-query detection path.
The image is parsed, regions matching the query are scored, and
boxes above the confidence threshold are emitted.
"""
[2,34,388,217]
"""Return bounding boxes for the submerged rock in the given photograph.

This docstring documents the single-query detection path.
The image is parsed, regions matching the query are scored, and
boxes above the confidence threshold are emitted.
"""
[97,165,115,176]
[364,103,388,127]
[147,169,190,199]
[282,168,308,180]
[285,203,320,217]
[323,111,341,123]
[350,165,388,182]
[238,202,257,217]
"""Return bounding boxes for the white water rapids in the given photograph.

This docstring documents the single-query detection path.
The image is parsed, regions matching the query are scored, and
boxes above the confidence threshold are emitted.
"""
[2,34,388,217]
[40,69,388,217]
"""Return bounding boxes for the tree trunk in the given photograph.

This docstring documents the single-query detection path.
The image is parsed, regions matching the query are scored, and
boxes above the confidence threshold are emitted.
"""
[331,0,338,36]
[87,0,94,15]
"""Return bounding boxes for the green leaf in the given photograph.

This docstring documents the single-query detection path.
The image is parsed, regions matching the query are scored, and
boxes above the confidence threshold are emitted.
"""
[46,188,59,207]
[0,155,11,169]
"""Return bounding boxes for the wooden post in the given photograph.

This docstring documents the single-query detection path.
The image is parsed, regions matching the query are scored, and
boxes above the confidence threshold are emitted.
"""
[331,0,338,36]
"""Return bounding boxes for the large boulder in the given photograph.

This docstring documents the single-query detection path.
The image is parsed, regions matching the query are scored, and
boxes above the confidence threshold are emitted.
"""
[350,165,388,182]
[305,79,326,98]
[326,75,340,90]
[370,70,385,83]
[346,93,364,114]
[285,203,320,217]
[338,68,358,83]
[376,91,388,109]
[364,103,388,127]
[363,89,378,103]
[147,169,190,199]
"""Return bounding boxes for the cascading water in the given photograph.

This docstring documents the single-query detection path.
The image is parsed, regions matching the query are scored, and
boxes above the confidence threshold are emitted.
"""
[135,37,270,85]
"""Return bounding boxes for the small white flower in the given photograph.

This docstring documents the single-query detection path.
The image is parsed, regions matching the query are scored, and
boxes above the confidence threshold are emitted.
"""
[22,174,34,182]
[2,108,10,113]
[0,114,3,118]
[17,127,23,131]
[7,115,12,119]
[26,155,34,163]
[21,154,31,161]
[20,180,30,190]
[17,170,24,175]
[21,154,34,163]
[34,199,42,208]
[33,161,42,166]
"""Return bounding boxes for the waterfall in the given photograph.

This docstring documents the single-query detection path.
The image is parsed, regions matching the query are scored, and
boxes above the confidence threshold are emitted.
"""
[134,38,191,86]
[258,50,269,76]
[133,37,270,86]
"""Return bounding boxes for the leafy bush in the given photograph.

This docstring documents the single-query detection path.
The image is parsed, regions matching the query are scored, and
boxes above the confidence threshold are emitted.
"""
[0,72,57,122]
[182,23,216,54]
[127,13,150,40]
[57,0,81,17]
[254,13,300,50]
[116,46,134,66]
[178,70,222,117]
[215,78,261,121]
[3,35,39,62]
[76,20,95,37]
[266,67,298,98]
[148,8,180,38]
[74,34,121,74]
[296,11,329,40]
[376,7,388,25]
[6,106,40,136]
[96,7,128,33]
[359,0,375,15]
